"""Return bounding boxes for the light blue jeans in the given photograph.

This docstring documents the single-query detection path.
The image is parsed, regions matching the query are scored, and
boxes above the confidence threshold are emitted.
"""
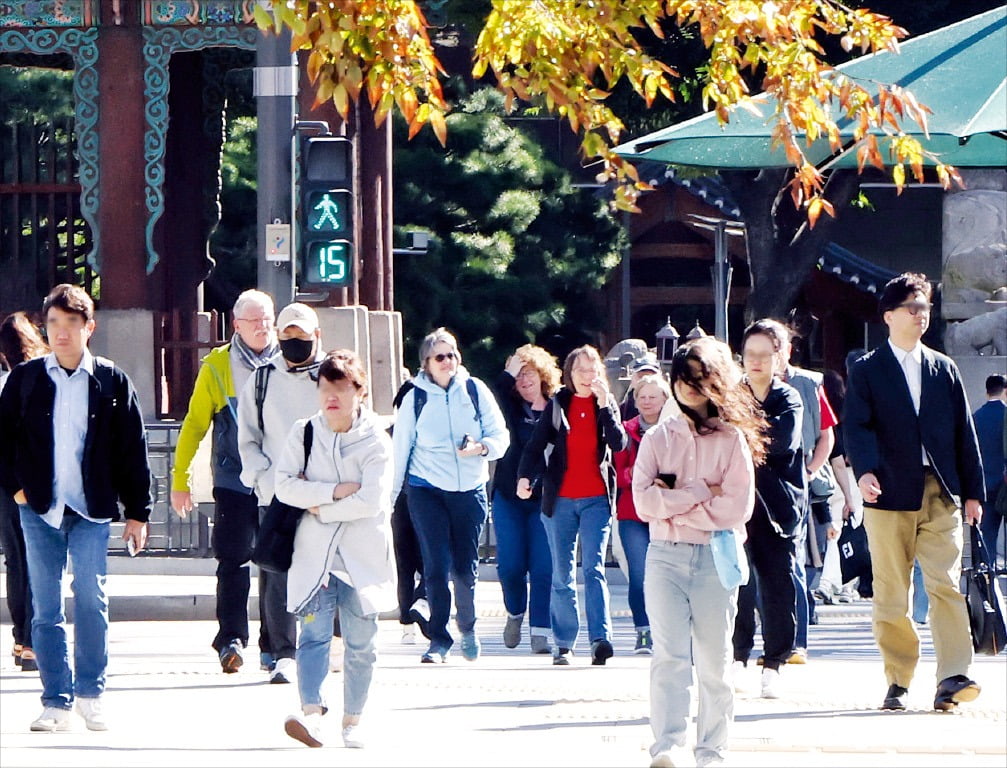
[541,495,612,649]
[645,540,737,765]
[19,506,110,709]
[619,518,651,630]
[295,577,378,716]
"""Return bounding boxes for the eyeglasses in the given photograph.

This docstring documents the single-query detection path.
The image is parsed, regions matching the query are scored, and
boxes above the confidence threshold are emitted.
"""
[431,352,457,363]
[236,316,274,327]
[516,369,537,379]
[895,301,931,316]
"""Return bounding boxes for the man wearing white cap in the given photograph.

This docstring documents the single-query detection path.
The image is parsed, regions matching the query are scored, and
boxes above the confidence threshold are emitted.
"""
[238,302,326,684]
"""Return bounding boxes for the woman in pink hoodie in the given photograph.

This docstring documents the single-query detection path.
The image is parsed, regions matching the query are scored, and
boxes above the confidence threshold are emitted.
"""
[633,337,767,768]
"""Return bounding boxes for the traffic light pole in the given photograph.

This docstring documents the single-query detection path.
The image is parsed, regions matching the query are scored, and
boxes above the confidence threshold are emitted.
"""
[254,26,296,308]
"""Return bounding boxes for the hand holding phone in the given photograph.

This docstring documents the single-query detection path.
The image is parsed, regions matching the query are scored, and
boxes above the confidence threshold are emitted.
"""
[654,472,677,489]
[126,538,138,557]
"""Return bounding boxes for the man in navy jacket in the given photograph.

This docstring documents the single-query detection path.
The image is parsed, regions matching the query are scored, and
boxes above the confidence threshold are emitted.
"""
[844,272,985,713]
[0,284,151,733]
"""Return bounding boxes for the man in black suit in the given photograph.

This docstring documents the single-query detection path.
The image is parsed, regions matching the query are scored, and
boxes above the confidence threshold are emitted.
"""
[844,272,985,713]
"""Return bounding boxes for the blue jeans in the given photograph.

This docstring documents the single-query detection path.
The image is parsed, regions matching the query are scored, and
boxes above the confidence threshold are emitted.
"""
[408,485,487,652]
[793,511,810,649]
[645,541,736,765]
[20,506,110,709]
[295,578,377,716]
[911,559,929,624]
[492,491,552,633]
[618,518,651,629]
[541,495,612,649]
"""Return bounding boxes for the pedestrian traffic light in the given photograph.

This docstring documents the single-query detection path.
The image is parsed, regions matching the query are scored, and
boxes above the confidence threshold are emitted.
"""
[299,136,353,287]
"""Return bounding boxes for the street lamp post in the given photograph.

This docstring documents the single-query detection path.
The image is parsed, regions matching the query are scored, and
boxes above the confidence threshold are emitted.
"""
[656,317,680,373]
[686,214,746,343]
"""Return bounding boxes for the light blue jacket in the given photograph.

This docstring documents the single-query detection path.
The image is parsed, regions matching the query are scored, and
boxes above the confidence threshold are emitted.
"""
[392,367,510,498]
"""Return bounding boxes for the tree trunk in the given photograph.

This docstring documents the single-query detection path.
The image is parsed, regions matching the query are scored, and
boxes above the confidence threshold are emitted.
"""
[723,169,863,323]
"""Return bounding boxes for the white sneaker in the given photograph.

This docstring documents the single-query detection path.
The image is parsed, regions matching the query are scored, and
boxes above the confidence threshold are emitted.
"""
[74,697,108,731]
[651,745,692,767]
[284,712,323,747]
[30,706,71,733]
[342,723,365,749]
[270,657,295,684]
[329,637,344,673]
[761,667,781,699]
[731,660,748,693]
[401,625,417,645]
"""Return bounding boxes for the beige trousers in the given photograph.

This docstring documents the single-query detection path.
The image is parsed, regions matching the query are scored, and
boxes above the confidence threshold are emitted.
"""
[864,473,974,687]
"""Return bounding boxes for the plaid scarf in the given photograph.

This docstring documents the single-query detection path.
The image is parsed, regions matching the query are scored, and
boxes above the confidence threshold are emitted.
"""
[231,332,278,371]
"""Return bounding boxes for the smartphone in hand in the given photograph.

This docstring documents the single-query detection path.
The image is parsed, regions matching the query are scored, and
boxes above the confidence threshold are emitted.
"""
[656,472,677,489]
[458,433,474,451]
[126,538,138,557]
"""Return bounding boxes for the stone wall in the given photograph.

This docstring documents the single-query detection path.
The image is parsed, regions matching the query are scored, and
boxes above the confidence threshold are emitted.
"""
[941,169,1007,401]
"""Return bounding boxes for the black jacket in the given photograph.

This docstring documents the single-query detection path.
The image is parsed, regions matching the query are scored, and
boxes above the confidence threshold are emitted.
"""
[751,378,807,537]
[517,387,627,517]
[843,342,985,511]
[491,370,548,502]
[0,356,152,522]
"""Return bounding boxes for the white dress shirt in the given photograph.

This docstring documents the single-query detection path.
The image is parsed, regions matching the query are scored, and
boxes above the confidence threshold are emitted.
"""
[42,349,108,529]
[888,339,928,466]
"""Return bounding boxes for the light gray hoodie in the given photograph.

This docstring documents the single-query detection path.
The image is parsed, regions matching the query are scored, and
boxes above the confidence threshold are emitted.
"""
[237,359,321,505]
[274,407,396,616]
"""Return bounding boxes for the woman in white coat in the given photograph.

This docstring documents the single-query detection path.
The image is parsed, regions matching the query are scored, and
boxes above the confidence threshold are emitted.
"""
[274,350,396,750]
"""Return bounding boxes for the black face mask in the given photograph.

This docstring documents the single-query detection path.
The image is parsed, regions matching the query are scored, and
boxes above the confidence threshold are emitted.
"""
[279,337,315,366]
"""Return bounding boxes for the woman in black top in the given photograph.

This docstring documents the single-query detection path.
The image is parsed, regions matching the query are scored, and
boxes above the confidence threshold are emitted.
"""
[491,345,561,654]
[733,319,807,699]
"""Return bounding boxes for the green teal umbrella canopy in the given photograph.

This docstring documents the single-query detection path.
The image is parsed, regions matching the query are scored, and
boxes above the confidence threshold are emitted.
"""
[616,7,1007,169]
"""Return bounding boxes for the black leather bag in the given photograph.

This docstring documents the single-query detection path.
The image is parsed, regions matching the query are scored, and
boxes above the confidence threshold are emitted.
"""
[962,523,1007,656]
[838,517,872,586]
[251,421,314,574]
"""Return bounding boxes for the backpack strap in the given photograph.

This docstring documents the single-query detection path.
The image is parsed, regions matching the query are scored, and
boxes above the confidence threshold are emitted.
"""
[412,386,427,420]
[254,364,273,434]
[302,419,314,474]
[466,377,480,423]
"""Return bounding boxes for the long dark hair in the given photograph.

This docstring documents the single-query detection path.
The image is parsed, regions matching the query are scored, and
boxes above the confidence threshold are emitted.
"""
[0,312,49,367]
[669,337,768,465]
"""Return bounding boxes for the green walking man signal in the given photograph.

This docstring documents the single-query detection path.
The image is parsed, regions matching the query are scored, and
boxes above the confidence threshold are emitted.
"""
[299,136,353,287]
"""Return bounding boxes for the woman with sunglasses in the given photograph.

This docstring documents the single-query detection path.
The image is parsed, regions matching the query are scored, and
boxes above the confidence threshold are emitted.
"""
[633,337,765,768]
[517,344,627,666]
[391,328,509,664]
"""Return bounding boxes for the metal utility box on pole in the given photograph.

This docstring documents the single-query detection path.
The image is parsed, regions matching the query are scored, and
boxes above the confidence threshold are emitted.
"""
[254,24,296,308]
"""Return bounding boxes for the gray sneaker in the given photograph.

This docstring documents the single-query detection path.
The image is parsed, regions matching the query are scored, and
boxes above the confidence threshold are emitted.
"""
[503,614,523,649]
[634,630,653,655]
[530,635,552,655]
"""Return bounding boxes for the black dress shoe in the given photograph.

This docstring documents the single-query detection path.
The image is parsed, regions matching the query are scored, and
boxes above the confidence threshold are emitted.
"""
[881,684,909,710]
[934,675,981,712]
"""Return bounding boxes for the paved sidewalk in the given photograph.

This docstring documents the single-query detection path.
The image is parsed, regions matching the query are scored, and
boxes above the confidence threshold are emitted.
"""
[1,577,1004,768]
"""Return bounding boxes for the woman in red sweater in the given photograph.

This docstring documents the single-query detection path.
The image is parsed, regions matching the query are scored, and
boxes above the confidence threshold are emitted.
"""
[614,374,671,655]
